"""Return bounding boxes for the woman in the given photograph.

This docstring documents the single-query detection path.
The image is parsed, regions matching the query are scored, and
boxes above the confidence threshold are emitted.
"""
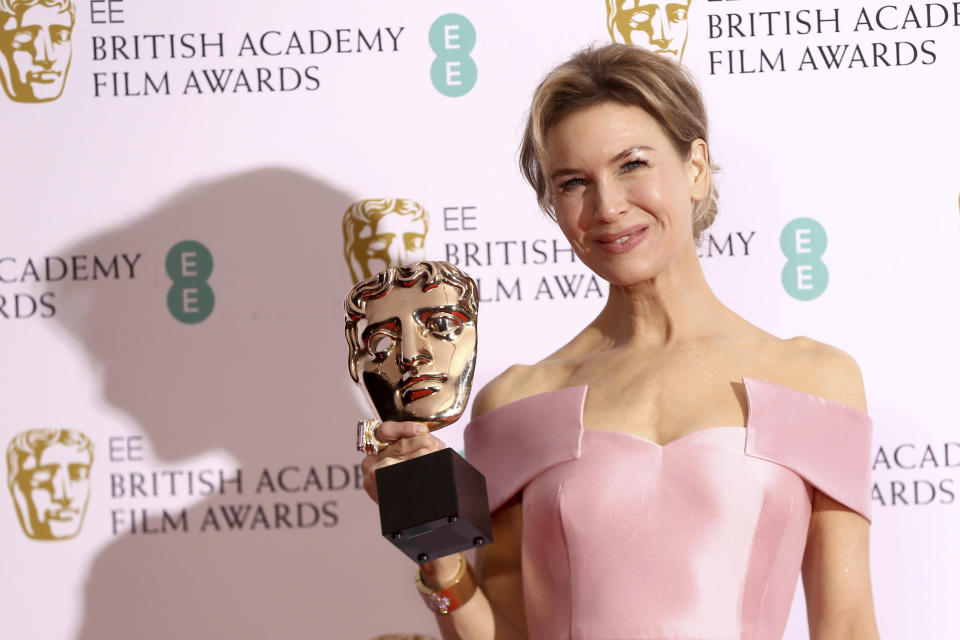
[361,44,879,639]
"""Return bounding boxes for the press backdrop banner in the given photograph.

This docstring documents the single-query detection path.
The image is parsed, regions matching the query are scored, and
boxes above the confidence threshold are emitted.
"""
[3,1,959,638]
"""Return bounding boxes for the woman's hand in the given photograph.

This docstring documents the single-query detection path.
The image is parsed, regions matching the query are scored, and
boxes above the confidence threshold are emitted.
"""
[359,421,445,504]
[359,421,460,584]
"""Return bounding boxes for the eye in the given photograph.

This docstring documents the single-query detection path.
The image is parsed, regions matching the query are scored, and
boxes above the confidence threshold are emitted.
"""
[51,26,71,44]
[559,177,588,192]
[424,311,464,339]
[670,8,687,22]
[630,10,653,24]
[30,469,53,487]
[366,238,390,253]
[12,30,34,46]
[620,159,648,173]
[367,332,397,360]
[404,233,424,252]
[69,464,89,482]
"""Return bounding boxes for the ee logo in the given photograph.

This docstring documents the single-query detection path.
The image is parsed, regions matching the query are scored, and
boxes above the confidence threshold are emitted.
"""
[166,240,214,323]
[780,218,828,301]
[429,13,477,97]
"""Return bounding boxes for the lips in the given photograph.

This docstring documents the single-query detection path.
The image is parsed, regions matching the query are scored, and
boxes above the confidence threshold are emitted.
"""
[27,70,61,83]
[47,508,79,521]
[399,374,446,403]
[594,224,649,254]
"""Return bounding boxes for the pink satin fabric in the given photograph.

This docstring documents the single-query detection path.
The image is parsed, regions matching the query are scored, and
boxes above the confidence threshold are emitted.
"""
[464,377,872,640]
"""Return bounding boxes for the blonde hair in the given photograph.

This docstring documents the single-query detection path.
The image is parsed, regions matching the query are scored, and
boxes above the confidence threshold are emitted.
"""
[519,43,719,242]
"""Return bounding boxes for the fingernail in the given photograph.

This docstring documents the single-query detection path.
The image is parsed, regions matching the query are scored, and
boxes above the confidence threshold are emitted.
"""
[414,424,428,434]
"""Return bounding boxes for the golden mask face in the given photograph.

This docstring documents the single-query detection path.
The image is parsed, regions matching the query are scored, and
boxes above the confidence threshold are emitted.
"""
[606,0,691,61]
[0,1,74,103]
[343,199,429,283]
[7,429,93,540]
[346,262,478,430]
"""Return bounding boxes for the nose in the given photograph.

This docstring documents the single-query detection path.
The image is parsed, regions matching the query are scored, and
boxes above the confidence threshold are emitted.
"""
[34,29,54,68]
[398,323,432,372]
[387,236,406,268]
[51,467,73,505]
[650,11,672,49]
[593,179,629,223]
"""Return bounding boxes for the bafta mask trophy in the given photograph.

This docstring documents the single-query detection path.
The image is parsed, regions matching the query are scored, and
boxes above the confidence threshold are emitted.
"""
[345,261,491,562]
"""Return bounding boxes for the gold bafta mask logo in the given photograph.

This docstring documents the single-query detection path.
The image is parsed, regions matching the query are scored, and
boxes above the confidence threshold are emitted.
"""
[606,0,692,61]
[343,198,429,283]
[0,0,75,103]
[7,429,93,540]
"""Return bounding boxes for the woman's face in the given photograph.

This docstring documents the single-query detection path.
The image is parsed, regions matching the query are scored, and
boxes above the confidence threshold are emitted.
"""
[545,101,708,287]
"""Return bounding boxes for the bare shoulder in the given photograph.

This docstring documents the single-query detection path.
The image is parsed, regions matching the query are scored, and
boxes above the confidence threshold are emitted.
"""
[470,362,566,419]
[781,336,868,413]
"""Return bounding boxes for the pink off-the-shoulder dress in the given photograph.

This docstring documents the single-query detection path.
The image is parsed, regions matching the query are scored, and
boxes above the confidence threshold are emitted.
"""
[463,377,872,640]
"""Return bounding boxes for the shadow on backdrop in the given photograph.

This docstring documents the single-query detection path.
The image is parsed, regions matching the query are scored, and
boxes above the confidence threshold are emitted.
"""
[49,168,404,638]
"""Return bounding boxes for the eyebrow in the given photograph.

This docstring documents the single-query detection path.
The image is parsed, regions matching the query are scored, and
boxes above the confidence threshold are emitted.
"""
[361,317,399,344]
[549,146,654,180]
[416,305,475,322]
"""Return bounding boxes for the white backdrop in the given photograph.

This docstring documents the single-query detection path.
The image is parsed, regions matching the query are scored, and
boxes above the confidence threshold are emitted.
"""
[3,1,959,638]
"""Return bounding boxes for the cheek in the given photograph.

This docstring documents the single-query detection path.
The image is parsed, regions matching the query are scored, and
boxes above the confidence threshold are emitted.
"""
[363,359,398,379]
[444,333,475,374]
[53,42,70,60]
[554,203,590,240]
[643,173,693,222]
[431,343,457,372]
[12,50,32,67]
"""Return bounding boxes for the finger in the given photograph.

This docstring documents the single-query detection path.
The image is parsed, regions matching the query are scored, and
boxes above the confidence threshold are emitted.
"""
[382,445,432,464]
[363,455,402,499]
[387,433,445,458]
[366,456,403,476]
[376,420,428,442]
[362,473,378,502]
[362,441,445,502]
[391,445,445,462]
[360,454,380,475]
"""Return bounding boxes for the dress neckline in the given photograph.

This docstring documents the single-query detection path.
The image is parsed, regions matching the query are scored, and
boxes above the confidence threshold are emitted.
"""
[467,376,869,449]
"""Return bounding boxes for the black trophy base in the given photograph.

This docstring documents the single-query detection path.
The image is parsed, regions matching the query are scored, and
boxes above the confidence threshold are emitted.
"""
[375,448,492,563]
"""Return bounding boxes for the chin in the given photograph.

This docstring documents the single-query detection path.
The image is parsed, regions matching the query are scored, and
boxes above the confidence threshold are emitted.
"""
[581,257,660,288]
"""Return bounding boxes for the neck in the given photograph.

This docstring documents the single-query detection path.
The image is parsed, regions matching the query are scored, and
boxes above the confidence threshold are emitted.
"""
[591,243,729,348]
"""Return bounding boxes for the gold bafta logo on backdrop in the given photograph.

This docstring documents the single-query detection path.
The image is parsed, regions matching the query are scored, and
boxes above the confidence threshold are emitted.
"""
[7,429,93,540]
[0,0,75,103]
[606,0,692,62]
[343,198,429,283]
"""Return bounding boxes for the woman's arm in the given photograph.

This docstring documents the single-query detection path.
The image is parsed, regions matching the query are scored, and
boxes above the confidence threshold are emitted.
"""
[801,345,880,640]
[424,495,526,640]
[424,375,528,639]
[802,493,879,639]
[361,374,528,640]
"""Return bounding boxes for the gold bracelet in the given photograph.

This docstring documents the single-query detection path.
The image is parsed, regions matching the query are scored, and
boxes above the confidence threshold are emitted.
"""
[414,554,477,615]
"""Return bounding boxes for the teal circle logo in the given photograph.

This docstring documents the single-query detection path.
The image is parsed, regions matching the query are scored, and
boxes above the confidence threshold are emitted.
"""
[780,218,828,300]
[166,240,215,323]
[429,13,477,97]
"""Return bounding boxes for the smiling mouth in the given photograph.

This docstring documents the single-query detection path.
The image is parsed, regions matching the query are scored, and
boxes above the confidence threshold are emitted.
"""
[399,374,447,403]
[595,225,649,253]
